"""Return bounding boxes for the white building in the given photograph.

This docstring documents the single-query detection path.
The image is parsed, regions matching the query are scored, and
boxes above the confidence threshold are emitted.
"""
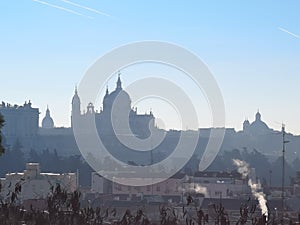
[90,170,251,200]
[91,172,112,194]
[91,172,187,197]
[0,163,77,202]
[191,171,250,199]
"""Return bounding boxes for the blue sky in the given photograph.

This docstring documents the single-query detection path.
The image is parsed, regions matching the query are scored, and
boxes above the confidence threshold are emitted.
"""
[0,1,300,133]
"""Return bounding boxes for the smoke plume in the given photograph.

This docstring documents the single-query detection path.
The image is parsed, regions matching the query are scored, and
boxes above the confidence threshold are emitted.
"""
[233,159,268,218]
[179,184,208,196]
[194,184,208,196]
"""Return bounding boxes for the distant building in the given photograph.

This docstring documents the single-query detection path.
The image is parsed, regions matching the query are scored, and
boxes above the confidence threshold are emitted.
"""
[111,173,187,199]
[91,172,112,194]
[242,110,272,135]
[41,106,54,129]
[0,101,39,143]
[90,170,251,201]
[189,171,250,199]
[91,172,187,201]
[0,163,77,201]
[71,74,155,138]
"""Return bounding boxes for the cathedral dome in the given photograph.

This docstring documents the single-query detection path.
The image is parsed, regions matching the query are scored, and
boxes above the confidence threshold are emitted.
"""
[42,106,54,129]
[246,110,270,134]
[104,89,131,113]
[103,74,131,111]
[250,119,269,131]
[109,89,131,105]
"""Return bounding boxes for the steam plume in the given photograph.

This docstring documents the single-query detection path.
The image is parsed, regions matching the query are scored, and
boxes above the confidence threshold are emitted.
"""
[233,159,268,218]
[179,184,208,196]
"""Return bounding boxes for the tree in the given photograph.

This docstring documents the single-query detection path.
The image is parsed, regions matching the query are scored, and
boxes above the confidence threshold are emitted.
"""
[10,139,25,171]
[29,148,40,162]
[0,113,5,156]
[292,157,300,172]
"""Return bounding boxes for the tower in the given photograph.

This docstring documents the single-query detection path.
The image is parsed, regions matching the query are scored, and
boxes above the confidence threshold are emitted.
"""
[71,86,81,127]
[243,118,250,132]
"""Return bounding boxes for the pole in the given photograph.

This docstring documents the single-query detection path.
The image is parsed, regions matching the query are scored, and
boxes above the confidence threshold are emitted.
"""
[150,139,154,197]
[269,170,272,187]
[281,124,285,218]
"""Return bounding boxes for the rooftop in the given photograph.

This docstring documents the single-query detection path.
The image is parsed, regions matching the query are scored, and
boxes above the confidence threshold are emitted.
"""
[194,171,243,179]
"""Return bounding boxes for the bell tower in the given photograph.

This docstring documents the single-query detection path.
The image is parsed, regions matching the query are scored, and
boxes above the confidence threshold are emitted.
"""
[71,86,81,127]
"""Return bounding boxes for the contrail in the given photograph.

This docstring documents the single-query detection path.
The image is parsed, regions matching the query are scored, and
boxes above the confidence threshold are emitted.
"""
[59,0,113,18]
[32,0,93,19]
[278,27,300,40]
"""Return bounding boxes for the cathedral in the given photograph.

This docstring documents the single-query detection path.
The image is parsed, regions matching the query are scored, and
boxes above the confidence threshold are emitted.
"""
[242,110,272,135]
[71,74,155,138]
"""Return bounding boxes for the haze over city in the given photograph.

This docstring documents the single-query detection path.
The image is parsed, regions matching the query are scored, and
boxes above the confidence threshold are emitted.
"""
[1,1,300,134]
[3,1,300,224]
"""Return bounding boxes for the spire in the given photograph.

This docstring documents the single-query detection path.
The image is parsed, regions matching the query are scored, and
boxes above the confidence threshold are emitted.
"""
[72,86,80,103]
[75,85,78,95]
[46,105,50,116]
[72,85,81,115]
[105,85,109,96]
[116,70,122,90]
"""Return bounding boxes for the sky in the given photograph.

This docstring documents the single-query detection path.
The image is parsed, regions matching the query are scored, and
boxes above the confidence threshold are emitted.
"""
[0,1,300,134]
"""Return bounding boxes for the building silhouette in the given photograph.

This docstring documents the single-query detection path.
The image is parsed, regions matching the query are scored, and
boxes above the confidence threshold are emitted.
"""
[242,110,271,135]
[0,101,38,143]
[71,74,155,138]
[2,76,300,173]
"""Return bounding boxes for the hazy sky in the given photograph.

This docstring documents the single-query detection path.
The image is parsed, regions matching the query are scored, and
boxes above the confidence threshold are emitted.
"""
[1,1,300,134]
